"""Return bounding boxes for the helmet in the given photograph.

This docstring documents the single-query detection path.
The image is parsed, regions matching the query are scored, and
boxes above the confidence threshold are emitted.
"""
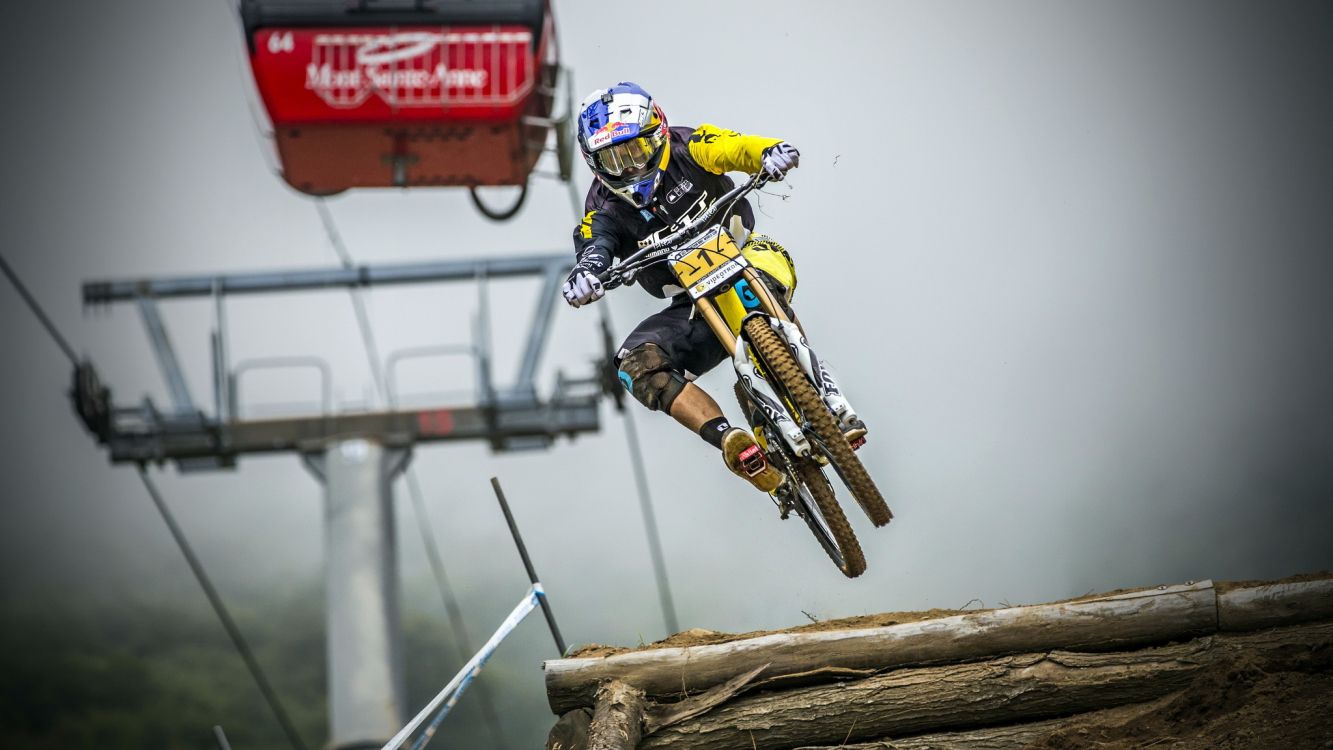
[576,82,671,208]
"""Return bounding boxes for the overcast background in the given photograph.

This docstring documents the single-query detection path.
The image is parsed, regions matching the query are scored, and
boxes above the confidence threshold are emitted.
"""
[2,0,1331,747]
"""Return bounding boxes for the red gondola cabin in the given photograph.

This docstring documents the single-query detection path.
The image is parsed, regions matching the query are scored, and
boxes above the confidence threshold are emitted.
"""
[242,0,561,196]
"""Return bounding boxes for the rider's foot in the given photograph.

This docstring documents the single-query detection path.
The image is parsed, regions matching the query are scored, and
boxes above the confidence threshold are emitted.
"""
[722,428,784,493]
[843,418,868,451]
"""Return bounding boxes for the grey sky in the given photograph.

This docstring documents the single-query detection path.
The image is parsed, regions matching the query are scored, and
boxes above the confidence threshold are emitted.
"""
[2,0,1332,743]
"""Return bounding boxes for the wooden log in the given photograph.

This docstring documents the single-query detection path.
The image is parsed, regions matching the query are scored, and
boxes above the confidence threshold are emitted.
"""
[587,680,645,750]
[643,663,768,735]
[637,621,1333,750]
[790,695,1176,749]
[545,665,767,750]
[1218,577,1333,632]
[546,708,591,750]
[544,581,1217,713]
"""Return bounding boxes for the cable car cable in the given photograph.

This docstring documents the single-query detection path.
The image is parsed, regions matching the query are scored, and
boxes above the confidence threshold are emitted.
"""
[554,116,680,633]
[310,201,511,749]
[314,199,388,408]
[596,305,680,635]
[1,253,307,750]
[400,444,511,749]
[1,253,79,365]
[137,466,310,750]
[556,73,679,634]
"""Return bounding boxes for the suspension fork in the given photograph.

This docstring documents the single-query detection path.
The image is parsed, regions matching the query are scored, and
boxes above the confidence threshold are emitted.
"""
[768,318,861,430]
[731,333,812,457]
[695,295,811,457]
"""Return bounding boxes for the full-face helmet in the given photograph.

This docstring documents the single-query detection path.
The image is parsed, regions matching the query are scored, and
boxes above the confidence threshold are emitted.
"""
[576,82,670,208]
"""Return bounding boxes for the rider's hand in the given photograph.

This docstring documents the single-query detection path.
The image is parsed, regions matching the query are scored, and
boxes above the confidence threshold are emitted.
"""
[761,142,800,181]
[563,270,605,308]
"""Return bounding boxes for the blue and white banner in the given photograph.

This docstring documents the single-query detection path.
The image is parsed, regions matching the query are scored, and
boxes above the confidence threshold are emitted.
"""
[382,584,546,750]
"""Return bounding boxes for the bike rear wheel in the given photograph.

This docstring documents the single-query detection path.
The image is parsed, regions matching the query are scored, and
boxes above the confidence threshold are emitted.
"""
[743,316,893,527]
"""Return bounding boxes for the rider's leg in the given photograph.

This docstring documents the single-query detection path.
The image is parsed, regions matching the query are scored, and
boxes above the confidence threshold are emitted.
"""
[618,344,730,446]
[666,382,723,432]
[617,337,782,493]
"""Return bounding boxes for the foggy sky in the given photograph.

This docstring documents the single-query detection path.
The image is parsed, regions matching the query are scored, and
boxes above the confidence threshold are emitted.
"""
[2,0,1332,743]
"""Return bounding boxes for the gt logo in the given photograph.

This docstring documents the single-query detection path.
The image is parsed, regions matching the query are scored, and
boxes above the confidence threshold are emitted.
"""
[666,180,693,204]
[637,191,711,248]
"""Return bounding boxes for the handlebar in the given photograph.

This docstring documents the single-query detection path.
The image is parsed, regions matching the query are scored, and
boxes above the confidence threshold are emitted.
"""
[598,172,769,290]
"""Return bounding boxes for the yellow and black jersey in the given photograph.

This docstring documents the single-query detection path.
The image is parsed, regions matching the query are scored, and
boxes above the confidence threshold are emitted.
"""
[572,124,783,299]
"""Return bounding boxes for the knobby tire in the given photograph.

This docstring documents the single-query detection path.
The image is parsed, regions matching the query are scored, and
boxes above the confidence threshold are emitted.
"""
[743,317,893,528]
[792,456,867,578]
[737,327,868,578]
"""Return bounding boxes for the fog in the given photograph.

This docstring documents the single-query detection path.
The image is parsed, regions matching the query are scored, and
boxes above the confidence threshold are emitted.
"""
[2,0,1331,745]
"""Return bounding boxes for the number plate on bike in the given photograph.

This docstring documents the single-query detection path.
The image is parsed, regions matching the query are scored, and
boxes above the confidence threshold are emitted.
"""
[669,225,750,299]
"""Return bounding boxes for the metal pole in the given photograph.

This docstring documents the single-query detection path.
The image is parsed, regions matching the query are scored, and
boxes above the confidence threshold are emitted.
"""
[316,439,410,749]
[489,477,567,655]
[82,254,575,303]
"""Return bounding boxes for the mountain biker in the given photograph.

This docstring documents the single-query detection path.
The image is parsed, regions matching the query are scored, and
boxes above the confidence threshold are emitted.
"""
[562,81,804,494]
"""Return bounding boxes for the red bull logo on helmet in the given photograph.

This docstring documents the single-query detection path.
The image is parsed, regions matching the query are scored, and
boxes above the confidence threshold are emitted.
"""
[586,121,640,150]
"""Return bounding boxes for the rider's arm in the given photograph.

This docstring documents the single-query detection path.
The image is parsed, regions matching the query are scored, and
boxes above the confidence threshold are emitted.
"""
[571,204,625,277]
[687,124,783,175]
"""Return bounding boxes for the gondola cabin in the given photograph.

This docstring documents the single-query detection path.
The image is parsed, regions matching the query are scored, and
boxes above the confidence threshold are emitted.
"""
[242,0,565,206]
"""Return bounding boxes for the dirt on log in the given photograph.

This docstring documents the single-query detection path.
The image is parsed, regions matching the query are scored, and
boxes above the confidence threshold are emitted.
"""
[636,622,1333,750]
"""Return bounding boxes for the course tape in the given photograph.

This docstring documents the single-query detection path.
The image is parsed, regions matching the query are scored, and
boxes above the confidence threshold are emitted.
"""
[382,584,546,750]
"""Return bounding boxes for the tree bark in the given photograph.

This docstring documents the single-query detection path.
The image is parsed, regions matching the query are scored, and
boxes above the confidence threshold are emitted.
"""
[1218,578,1333,632]
[547,708,592,750]
[643,663,768,735]
[545,581,1217,713]
[587,680,646,750]
[636,621,1333,750]
[791,695,1176,749]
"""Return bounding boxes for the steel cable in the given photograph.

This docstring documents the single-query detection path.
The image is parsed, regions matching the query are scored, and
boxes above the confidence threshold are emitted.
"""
[138,467,310,750]
[596,305,680,635]
[3,250,309,750]
[1,252,79,365]
[558,120,682,633]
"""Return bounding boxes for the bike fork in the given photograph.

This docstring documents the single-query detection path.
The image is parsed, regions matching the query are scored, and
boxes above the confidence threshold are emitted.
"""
[731,334,812,458]
[768,319,863,432]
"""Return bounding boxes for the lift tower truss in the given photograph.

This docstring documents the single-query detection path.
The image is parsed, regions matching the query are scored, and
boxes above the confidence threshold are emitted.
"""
[72,253,606,749]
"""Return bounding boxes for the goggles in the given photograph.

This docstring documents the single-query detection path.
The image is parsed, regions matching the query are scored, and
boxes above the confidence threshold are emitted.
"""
[594,128,666,178]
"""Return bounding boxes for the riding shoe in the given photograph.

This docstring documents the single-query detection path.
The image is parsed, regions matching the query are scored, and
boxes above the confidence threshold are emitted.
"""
[721,428,784,493]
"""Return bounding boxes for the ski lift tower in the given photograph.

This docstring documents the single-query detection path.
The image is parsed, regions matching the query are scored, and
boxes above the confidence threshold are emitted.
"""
[72,254,610,749]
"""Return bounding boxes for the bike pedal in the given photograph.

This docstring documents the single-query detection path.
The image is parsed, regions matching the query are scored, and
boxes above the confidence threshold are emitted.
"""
[738,444,766,476]
[843,422,868,450]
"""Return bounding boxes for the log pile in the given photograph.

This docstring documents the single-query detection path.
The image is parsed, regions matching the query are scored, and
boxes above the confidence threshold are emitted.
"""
[543,574,1333,749]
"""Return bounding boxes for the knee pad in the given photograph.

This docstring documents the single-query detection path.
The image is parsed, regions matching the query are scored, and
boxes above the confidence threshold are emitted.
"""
[617,343,687,413]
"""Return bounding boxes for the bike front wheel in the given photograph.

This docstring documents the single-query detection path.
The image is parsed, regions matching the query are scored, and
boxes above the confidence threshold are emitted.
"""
[735,384,866,578]
[743,316,893,528]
